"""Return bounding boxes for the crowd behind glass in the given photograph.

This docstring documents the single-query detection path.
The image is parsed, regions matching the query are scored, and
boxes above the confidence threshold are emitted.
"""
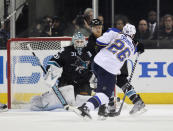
[0,8,173,49]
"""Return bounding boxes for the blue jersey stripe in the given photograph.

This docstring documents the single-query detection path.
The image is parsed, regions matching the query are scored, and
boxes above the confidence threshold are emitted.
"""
[93,95,102,105]
[96,40,108,46]
[106,28,121,33]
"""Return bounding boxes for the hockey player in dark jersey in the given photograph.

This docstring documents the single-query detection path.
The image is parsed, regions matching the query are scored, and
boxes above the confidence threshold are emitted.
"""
[85,19,103,60]
[30,32,94,111]
[46,32,93,97]
[85,19,145,116]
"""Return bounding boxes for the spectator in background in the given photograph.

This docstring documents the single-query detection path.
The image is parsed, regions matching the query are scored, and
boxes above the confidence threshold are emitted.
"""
[153,14,173,40]
[75,15,92,37]
[98,14,105,32]
[135,19,151,40]
[42,16,53,26]
[98,15,104,25]
[83,8,93,25]
[16,3,29,37]
[51,16,64,36]
[31,15,65,37]
[114,15,128,31]
[147,10,157,38]
[63,8,93,37]
[30,16,53,37]
[64,13,91,37]
[0,21,10,49]
[41,24,52,37]
[30,21,43,37]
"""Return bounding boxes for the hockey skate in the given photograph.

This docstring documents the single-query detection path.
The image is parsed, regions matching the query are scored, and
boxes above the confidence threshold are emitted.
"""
[107,97,121,117]
[129,100,146,115]
[98,104,108,120]
[77,104,92,120]
[0,104,8,112]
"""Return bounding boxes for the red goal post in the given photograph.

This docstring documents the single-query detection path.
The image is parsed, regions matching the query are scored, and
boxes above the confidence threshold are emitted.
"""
[7,37,73,109]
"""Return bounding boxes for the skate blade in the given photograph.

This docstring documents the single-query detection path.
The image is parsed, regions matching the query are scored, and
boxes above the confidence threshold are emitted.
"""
[83,116,92,120]
[72,108,92,120]
[130,108,147,116]
[108,112,120,117]
[97,115,108,120]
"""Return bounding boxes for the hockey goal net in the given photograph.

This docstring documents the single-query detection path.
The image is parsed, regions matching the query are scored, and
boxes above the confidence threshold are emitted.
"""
[7,37,72,109]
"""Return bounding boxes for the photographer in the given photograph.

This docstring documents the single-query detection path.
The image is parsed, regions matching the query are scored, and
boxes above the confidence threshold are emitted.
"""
[63,10,92,37]
[74,15,91,37]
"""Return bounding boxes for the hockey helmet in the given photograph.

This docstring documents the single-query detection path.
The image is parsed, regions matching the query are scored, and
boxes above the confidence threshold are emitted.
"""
[90,19,102,26]
[122,23,136,37]
[72,32,86,49]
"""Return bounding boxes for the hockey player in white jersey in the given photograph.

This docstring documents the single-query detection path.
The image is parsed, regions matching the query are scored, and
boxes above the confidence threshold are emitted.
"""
[76,23,144,119]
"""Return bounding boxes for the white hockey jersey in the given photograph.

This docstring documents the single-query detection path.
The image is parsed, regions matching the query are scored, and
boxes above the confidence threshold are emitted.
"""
[94,28,135,75]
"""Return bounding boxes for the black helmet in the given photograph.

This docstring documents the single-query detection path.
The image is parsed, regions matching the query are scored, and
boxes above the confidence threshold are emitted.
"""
[90,19,102,26]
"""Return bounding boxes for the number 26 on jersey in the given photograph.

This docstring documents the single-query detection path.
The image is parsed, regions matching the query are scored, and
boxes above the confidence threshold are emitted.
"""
[106,39,131,62]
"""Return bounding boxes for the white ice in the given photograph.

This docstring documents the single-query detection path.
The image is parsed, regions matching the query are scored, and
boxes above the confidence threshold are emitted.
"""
[0,104,173,131]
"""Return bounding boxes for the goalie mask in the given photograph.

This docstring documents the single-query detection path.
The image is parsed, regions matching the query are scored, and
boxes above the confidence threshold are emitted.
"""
[72,32,86,53]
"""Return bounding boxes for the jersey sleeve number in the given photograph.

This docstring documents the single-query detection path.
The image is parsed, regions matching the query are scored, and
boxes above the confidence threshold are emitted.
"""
[106,39,131,62]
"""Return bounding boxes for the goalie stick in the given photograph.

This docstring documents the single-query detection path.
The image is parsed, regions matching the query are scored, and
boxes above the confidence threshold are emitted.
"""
[114,52,140,116]
[27,44,47,74]
[27,44,78,112]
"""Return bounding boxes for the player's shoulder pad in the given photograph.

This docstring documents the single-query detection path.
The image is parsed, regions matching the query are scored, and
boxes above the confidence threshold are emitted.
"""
[62,45,73,52]
[106,28,121,33]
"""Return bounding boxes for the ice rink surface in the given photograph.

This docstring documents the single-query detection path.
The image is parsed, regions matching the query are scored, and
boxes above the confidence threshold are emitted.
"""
[0,104,173,131]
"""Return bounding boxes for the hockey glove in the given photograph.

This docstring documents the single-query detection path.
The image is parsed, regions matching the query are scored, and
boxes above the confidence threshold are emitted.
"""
[46,65,50,72]
[136,42,144,54]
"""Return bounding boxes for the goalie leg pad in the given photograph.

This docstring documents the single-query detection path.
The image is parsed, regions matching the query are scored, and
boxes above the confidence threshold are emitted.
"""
[30,92,63,111]
[58,85,76,106]
[30,85,75,111]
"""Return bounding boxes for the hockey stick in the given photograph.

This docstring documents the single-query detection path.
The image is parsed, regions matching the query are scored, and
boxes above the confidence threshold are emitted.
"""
[114,52,140,116]
[27,44,78,111]
[27,44,47,74]
[1,2,26,24]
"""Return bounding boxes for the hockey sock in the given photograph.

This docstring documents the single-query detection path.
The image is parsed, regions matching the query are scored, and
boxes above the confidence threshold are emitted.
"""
[87,92,109,110]
[131,94,143,104]
[121,84,141,104]
[88,96,101,109]
[85,102,95,111]
[108,97,116,113]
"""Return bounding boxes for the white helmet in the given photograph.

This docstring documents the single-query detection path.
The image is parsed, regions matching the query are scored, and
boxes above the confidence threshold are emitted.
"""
[72,32,86,49]
[122,23,136,37]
